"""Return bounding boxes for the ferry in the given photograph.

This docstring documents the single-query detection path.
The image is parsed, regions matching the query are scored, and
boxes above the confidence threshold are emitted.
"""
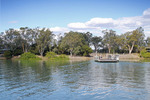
[95,55,119,63]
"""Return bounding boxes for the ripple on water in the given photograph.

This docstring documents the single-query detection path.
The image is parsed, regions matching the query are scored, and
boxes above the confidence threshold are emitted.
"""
[0,60,150,100]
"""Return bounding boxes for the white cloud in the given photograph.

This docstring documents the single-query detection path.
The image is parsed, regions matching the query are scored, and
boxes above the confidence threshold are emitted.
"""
[51,8,150,37]
[143,8,150,18]
[145,31,150,37]
[86,18,114,28]
[68,22,89,29]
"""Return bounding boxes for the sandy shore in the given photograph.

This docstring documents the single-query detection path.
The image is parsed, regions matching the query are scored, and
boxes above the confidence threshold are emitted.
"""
[90,53,140,59]
[69,56,93,61]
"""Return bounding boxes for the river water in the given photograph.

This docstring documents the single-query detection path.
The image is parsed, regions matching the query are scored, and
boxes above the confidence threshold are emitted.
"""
[0,60,150,100]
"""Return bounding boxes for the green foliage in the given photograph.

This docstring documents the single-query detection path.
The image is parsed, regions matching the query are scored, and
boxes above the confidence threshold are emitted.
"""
[20,52,41,60]
[4,51,12,59]
[102,29,117,53]
[82,32,92,46]
[14,48,23,56]
[120,27,145,54]
[60,31,86,56]
[52,47,59,54]
[70,45,92,56]
[36,28,53,56]
[1,27,148,57]
[91,36,102,52]
[46,52,69,60]
[58,54,69,60]
[73,46,82,55]
[29,49,39,55]
[81,45,93,56]
[46,52,57,59]
[29,44,39,55]
[83,52,87,56]
[140,49,150,58]
[4,29,21,52]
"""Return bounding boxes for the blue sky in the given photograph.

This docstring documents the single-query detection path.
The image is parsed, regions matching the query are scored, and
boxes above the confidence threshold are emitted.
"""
[1,0,150,36]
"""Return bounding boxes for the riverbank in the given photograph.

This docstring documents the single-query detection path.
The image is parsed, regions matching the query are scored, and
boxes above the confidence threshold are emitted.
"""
[0,53,148,62]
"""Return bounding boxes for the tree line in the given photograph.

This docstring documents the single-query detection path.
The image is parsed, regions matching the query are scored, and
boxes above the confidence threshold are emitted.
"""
[0,27,150,57]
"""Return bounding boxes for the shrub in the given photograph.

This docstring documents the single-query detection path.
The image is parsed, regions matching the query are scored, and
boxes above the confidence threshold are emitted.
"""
[46,52,69,60]
[58,54,69,60]
[83,52,87,56]
[4,51,12,59]
[46,52,57,59]
[20,52,41,60]
[140,49,150,58]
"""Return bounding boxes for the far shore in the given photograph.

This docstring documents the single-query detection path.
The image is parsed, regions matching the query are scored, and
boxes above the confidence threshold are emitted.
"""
[0,53,148,62]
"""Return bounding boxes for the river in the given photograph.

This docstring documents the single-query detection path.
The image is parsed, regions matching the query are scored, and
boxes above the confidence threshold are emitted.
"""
[0,60,150,100]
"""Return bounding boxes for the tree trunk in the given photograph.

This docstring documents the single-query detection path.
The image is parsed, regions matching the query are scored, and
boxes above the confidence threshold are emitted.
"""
[22,43,25,52]
[129,46,134,54]
[25,48,28,52]
[70,51,72,56]
[40,51,43,56]
[69,48,73,56]
[96,50,97,56]
[95,47,97,56]
[40,53,43,56]
[128,42,135,54]
[129,48,131,54]
[39,48,44,57]
[108,47,111,54]
[25,45,28,52]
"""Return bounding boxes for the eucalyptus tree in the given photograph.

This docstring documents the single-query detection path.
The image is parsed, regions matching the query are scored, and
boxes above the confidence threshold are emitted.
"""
[60,31,86,56]
[91,36,102,56]
[19,27,38,52]
[31,27,40,44]
[82,32,93,46]
[51,37,58,53]
[4,29,21,54]
[135,27,145,52]
[54,34,65,54]
[121,27,145,54]
[102,29,117,53]
[36,28,53,56]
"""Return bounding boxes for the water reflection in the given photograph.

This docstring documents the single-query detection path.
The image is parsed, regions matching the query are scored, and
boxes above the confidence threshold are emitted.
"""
[0,60,150,100]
